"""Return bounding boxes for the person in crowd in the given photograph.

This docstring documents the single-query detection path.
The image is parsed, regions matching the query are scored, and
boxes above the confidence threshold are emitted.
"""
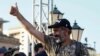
[14,52,26,56]
[34,43,48,56]
[0,47,7,56]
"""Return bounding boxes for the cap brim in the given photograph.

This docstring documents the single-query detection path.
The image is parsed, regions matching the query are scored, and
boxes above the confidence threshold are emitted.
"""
[48,24,61,28]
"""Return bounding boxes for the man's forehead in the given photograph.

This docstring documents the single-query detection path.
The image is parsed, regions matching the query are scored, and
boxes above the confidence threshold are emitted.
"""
[52,27,63,30]
[53,27,69,30]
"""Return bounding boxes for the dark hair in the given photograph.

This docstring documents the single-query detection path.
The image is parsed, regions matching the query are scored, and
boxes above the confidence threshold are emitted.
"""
[34,43,43,52]
[14,52,26,56]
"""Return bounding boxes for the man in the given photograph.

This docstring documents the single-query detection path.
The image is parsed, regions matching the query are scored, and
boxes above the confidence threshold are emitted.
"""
[14,52,26,56]
[34,43,48,56]
[10,5,89,56]
[4,48,19,56]
[0,47,7,56]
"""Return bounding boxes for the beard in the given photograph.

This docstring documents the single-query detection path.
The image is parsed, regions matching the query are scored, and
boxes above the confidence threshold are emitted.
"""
[49,34,65,45]
[54,35,64,45]
[55,38,63,46]
[54,36,65,54]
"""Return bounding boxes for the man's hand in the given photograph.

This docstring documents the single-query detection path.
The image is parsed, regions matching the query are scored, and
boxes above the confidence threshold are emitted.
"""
[10,3,20,16]
[10,3,45,44]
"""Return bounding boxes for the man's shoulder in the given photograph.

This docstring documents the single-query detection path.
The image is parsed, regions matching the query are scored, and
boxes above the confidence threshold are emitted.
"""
[72,40,81,44]
[72,40,85,47]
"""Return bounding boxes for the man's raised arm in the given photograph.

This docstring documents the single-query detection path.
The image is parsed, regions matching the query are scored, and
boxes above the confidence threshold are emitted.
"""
[10,5,45,43]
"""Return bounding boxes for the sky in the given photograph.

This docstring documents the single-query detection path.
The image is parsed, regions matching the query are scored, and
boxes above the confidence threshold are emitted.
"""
[0,0,100,53]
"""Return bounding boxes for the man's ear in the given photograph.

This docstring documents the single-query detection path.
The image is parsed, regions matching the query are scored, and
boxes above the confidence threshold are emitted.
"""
[68,30,71,34]
[66,28,71,34]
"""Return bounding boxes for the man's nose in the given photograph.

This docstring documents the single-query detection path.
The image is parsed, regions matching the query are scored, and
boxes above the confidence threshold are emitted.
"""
[54,35,59,37]
[54,31,60,36]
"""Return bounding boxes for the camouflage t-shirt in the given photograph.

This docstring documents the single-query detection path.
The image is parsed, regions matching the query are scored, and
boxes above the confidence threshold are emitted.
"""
[44,35,89,56]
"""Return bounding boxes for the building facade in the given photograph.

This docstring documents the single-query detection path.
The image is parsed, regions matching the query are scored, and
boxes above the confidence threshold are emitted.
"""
[87,47,96,56]
[0,18,20,55]
[8,27,39,56]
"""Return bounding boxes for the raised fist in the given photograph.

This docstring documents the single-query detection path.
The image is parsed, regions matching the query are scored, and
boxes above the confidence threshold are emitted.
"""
[10,3,20,16]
